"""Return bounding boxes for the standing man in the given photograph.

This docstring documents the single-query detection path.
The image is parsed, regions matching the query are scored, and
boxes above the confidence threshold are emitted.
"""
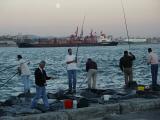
[17,55,31,94]
[65,48,77,94]
[31,60,52,109]
[119,51,136,87]
[86,58,97,89]
[147,48,159,88]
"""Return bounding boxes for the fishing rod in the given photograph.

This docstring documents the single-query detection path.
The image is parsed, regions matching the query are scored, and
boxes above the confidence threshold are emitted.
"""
[75,45,79,62]
[121,0,130,49]
[0,60,30,73]
[80,16,85,39]
[78,74,87,88]
[0,64,18,73]
[0,72,18,89]
[76,16,86,61]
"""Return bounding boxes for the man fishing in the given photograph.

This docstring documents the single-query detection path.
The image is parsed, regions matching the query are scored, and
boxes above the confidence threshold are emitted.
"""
[65,48,78,94]
[147,48,159,89]
[17,55,31,95]
[119,51,136,88]
[86,58,97,89]
[31,60,52,110]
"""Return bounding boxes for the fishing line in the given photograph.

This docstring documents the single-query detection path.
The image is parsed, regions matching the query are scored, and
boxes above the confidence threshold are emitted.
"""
[0,65,17,73]
[0,72,18,89]
[75,16,85,60]
[73,16,86,89]
[0,60,30,73]
[42,47,47,62]
[78,74,87,88]
[75,45,79,61]
[120,0,130,50]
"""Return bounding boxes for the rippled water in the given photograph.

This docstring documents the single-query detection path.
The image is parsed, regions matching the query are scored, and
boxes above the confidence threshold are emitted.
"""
[0,44,159,101]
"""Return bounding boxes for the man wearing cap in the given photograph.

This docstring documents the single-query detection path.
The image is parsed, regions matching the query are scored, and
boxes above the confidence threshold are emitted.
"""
[31,60,51,109]
[65,48,77,94]
[17,55,31,94]
[147,48,159,88]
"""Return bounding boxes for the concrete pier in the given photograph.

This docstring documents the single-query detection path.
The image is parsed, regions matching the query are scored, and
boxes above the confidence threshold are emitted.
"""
[1,98,160,120]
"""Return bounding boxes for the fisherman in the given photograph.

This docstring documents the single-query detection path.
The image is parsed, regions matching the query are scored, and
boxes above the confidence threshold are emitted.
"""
[17,55,31,94]
[31,60,52,110]
[65,48,77,94]
[86,58,97,89]
[147,48,159,88]
[119,51,136,87]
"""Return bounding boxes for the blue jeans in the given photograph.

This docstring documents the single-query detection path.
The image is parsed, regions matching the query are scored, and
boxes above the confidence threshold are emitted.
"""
[21,75,30,93]
[151,64,158,86]
[31,85,49,108]
[67,70,77,91]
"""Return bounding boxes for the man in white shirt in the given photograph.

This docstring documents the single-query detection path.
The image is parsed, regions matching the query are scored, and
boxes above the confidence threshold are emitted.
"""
[147,48,159,87]
[65,48,77,94]
[17,55,31,94]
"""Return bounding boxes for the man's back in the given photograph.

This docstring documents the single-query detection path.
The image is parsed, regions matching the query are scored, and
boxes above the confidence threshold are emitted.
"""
[120,55,135,68]
[148,52,159,64]
[86,60,97,72]
[19,59,31,75]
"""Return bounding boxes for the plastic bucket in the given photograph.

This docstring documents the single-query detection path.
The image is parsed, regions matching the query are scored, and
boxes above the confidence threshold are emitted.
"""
[64,99,73,109]
[103,95,111,101]
[137,85,145,91]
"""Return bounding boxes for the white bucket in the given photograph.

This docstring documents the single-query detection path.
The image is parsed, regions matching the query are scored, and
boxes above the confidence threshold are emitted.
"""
[103,95,111,101]
[73,100,77,109]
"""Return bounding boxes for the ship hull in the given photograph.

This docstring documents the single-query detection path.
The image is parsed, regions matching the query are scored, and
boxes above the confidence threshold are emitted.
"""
[17,42,118,48]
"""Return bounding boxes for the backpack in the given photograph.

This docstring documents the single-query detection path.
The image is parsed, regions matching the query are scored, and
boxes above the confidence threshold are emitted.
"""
[77,98,89,108]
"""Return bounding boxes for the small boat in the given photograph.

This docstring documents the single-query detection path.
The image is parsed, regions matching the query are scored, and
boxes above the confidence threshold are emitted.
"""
[0,41,17,47]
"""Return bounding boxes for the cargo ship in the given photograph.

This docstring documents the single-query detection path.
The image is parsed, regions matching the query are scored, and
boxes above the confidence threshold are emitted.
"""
[17,30,118,48]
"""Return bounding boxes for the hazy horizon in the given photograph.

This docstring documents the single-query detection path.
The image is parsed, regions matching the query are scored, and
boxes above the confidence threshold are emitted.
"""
[0,0,160,37]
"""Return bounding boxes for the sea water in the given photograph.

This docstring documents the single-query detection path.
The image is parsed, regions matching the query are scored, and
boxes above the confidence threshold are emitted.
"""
[0,44,159,101]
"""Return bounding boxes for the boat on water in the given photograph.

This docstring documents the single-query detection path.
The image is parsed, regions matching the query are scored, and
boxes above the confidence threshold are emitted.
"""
[17,39,118,48]
[118,38,148,45]
[17,32,118,48]
[17,41,118,48]
[0,41,17,47]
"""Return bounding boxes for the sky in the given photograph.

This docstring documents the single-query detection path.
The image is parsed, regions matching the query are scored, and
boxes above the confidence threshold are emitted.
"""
[0,0,160,37]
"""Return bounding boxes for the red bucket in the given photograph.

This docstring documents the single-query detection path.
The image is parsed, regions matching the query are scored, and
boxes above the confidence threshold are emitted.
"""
[64,99,73,109]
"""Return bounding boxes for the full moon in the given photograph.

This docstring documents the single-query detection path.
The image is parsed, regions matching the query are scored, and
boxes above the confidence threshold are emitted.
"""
[56,3,60,8]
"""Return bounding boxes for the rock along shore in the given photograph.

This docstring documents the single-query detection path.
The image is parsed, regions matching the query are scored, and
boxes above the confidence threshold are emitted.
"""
[1,88,160,120]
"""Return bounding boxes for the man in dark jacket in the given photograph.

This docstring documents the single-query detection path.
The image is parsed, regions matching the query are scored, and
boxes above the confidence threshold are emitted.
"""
[119,51,135,87]
[31,60,52,109]
[86,58,97,89]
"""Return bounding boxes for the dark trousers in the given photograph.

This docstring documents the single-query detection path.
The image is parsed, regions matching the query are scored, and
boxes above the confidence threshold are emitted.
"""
[151,64,158,86]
